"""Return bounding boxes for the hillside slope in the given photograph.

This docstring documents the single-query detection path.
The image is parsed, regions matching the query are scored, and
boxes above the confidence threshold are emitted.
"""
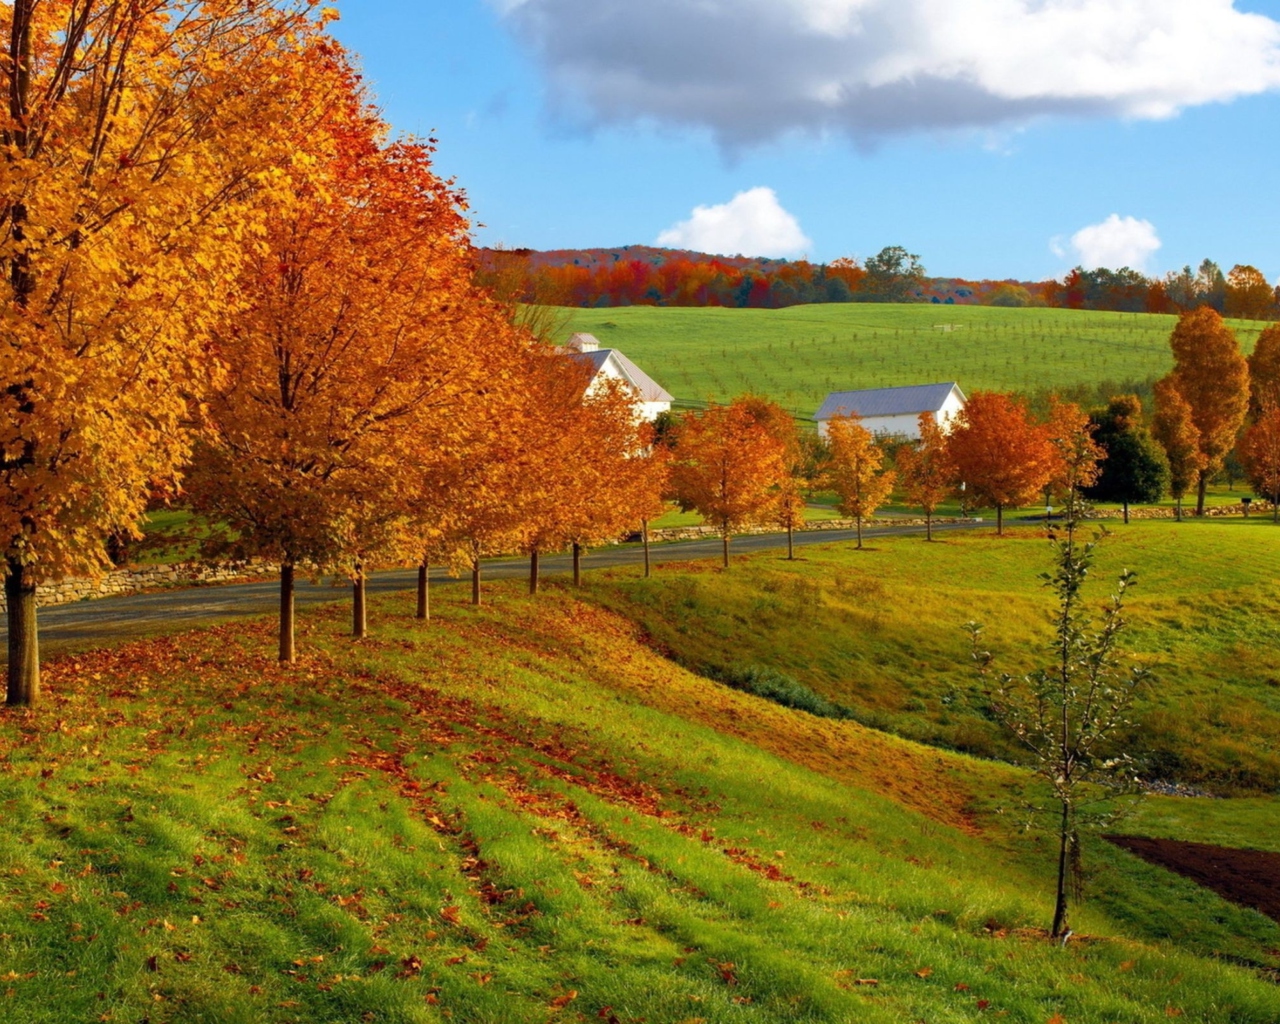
[560,304,1269,416]
[1,572,1277,1022]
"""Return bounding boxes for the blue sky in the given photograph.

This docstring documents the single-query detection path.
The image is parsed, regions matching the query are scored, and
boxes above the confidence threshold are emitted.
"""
[330,1,1280,282]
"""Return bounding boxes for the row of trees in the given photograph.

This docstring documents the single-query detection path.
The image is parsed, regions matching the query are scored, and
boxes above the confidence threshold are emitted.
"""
[0,2,677,706]
[480,244,1280,319]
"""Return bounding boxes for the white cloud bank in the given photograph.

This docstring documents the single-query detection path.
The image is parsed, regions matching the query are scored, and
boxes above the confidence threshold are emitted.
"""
[494,0,1280,146]
[656,188,812,258]
[1056,215,1162,271]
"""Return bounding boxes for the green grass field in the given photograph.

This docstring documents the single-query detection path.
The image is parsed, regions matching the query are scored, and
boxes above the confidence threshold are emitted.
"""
[589,520,1280,794]
[562,304,1270,418]
[1,521,1277,1022]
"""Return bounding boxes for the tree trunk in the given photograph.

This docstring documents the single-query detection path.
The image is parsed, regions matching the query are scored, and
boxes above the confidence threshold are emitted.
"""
[786,521,794,560]
[5,558,39,706]
[572,542,582,587]
[352,562,367,638]
[996,504,1004,536]
[1051,801,1071,939]
[722,529,730,569]
[279,563,296,664]
[1273,494,1278,523]
[925,510,933,542]
[1175,496,1183,521]
[856,514,863,549]
[642,519,651,578]
[1196,471,1208,516]
[529,548,539,595]
[416,559,429,620]
[471,558,481,607]
[1122,500,1130,525]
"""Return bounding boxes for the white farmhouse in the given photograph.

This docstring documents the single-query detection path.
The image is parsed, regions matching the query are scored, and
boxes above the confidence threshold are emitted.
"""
[814,382,967,440]
[563,333,673,422]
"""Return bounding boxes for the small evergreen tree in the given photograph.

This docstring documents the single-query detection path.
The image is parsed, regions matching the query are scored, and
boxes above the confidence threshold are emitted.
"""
[1085,396,1170,523]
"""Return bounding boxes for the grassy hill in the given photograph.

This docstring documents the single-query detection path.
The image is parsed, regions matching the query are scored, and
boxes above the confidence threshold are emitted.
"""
[2,522,1278,1022]
[560,304,1270,417]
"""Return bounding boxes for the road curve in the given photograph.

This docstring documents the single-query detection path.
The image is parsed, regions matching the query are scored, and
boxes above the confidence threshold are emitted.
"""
[5,517,1006,658]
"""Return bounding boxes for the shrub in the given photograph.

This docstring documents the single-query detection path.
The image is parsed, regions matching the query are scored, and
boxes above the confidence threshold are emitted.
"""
[707,663,855,720]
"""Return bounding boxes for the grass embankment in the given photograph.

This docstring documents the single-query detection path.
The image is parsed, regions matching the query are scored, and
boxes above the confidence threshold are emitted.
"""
[563,304,1268,417]
[589,520,1280,794]
[1,528,1277,1022]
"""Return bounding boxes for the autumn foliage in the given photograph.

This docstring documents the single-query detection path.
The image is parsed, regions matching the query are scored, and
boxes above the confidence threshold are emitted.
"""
[946,392,1055,534]
[670,399,789,568]
[824,415,895,548]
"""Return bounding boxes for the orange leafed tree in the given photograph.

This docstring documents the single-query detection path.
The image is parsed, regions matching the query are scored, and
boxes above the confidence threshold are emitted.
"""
[670,399,787,568]
[824,415,895,549]
[1161,307,1250,515]
[1225,264,1275,320]
[896,413,955,540]
[1151,378,1205,521]
[1044,397,1104,521]
[1239,403,1280,522]
[188,54,488,661]
[0,0,327,705]
[946,392,1055,535]
[734,396,806,559]
[1247,324,1280,419]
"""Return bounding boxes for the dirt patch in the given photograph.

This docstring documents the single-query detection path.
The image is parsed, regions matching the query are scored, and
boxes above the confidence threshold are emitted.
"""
[1106,835,1280,922]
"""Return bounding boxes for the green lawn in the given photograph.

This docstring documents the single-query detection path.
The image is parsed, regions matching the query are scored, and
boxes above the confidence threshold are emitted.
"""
[563,304,1269,418]
[587,519,1280,794]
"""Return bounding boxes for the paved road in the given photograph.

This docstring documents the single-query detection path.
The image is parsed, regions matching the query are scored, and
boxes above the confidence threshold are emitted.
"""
[5,517,1007,657]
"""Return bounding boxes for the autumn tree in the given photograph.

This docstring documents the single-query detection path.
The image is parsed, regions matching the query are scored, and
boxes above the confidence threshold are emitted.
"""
[1151,379,1205,522]
[189,58,488,660]
[1044,397,1104,522]
[946,392,1055,535]
[1085,396,1169,524]
[625,430,672,578]
[1240,403,1280,522]
[1225,264,1275,320]
[896,414,954,540]
[1246,324,1280,419]
[670,400,787,569]
[735,396,807,559]
[1161,308,1249,515]
[825,416,895,548]
[0,0,331,706]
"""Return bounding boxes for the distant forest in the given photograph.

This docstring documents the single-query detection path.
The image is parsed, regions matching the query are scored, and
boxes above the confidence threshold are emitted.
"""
[477,244,1279,319]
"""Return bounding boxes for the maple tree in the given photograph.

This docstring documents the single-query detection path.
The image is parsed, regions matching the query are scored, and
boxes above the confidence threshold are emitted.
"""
[1044,397,1104,522]
[1085,396,1169,523]
[945,392,1055,535]
[1240,403,1280,522]
[1161,308,1249,515]
[670,399,787,569]
[0,0,330,705]
[1246,324,1280,419]
[824,415,895,549]
[896,414,954,541]
[1151,379,1205,522]
[188,53,487,660]
[735,396,807,559]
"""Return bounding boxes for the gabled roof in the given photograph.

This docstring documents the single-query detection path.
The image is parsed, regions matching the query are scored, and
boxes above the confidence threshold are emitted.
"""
[569,348,674,404]
[814,382,965,421]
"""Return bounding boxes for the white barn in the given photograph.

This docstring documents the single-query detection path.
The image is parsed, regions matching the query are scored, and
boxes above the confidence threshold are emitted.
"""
[814,382,967,440]
[563,333,673,422]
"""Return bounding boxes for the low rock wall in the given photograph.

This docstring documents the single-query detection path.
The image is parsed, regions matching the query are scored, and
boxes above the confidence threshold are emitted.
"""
[641,516,974,543]
[0,559,276,612]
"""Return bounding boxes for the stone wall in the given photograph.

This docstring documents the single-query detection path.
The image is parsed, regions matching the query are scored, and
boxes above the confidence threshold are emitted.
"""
[641,516,978,544]
[0,559,276,612]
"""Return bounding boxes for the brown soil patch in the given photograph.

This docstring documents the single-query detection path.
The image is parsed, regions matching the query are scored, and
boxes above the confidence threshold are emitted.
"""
[1106,835,1280,922]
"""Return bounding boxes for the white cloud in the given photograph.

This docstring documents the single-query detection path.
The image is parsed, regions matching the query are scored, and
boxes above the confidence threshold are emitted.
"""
[1063,214,1162,271]
[494,0,1280,146]
[656,188,812,257]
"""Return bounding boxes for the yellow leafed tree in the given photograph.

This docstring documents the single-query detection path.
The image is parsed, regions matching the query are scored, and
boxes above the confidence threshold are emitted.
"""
[824,414,895,549]
[0,0,327,705]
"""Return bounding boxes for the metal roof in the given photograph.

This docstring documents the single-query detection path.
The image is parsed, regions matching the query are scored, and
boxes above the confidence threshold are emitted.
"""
[814,382,964,421]
[568,348,674,404]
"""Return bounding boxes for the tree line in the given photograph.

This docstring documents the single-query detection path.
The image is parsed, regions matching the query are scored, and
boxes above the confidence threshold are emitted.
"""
[481,244,1280,319]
